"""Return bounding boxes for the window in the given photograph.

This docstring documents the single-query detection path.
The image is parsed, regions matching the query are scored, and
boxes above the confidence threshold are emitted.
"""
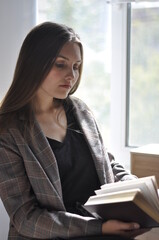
[127,2,159,147]
[38,0,112,146]
[109,1,159,167]
[38,0,159,168]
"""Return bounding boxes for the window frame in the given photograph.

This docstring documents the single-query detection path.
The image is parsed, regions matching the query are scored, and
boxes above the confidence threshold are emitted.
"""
[110,3,132,169]
[110,1,159,168]
[125,2,159,147]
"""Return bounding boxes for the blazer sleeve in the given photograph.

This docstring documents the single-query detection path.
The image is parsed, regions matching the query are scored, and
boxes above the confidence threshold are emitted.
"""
[108,153,137,182]
[0,131,102,239]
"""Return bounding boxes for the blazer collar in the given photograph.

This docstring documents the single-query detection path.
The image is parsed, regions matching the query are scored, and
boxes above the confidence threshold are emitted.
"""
[69,97,111,185]
[18,112,64,203]
[18,97,113,188]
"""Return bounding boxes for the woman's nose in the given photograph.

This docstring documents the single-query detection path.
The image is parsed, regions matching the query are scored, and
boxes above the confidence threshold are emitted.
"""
[66,67,75,79]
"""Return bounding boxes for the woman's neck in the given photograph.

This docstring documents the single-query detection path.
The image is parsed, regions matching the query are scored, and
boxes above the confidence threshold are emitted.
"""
[32,97,66,142]
[32,95,62,115]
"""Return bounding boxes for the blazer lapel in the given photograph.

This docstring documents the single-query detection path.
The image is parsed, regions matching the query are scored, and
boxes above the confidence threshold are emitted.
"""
[70,97,112,185]
[18,114,64,208]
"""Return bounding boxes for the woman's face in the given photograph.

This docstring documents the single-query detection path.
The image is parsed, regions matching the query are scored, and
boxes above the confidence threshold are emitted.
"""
[37,41,82,100]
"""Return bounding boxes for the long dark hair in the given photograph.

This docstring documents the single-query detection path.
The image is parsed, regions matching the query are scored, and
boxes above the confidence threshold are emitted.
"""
[0,22,83,131]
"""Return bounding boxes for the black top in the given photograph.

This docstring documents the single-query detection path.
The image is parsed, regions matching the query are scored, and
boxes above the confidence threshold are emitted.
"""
[47,102,101,214]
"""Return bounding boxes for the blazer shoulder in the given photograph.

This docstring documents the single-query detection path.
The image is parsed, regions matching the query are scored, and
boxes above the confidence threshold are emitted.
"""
[69,96,91,112]
[0,116,25,150]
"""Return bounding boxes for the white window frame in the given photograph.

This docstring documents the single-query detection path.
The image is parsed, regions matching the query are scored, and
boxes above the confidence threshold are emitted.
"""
[110,3,131,169]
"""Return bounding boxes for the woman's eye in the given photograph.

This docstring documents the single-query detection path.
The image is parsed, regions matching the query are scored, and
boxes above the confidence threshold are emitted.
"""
[55,63,65,68]
[55,62,80,70]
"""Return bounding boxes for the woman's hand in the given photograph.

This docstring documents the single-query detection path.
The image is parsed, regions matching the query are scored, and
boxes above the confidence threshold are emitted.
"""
[102,220,150,238]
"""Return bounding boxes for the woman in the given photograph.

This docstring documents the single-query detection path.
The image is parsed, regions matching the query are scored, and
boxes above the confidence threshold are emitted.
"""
[0,22,146,240]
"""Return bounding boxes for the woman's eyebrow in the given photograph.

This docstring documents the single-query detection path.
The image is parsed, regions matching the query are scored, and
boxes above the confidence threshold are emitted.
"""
[57,55,82,63]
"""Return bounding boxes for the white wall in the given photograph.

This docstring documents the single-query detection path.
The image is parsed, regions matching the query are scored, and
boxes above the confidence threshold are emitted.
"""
[0,0,37,99]
[0,0,37,238]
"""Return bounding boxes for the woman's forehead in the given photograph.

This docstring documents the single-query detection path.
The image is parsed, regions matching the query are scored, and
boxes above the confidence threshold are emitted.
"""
[58,42,82,62]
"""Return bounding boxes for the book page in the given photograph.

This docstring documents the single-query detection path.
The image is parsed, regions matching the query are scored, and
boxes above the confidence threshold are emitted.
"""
[98,176,159,211]
[101,176,157,190]
[85,188,140,205]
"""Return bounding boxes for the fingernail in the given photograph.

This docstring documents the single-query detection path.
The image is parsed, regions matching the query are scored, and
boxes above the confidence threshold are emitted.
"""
[134,223,140,229]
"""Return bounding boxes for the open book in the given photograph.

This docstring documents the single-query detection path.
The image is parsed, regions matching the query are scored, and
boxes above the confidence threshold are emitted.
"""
[84,176,159,228]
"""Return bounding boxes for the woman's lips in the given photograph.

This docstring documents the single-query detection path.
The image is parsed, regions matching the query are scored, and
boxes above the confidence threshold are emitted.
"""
[59,84,71,89]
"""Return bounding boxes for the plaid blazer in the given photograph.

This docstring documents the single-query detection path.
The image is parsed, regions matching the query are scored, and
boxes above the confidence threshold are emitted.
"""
[0,97,134,240]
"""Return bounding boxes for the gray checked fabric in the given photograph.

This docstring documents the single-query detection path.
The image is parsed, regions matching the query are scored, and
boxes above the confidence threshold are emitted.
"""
[0,96,135,239]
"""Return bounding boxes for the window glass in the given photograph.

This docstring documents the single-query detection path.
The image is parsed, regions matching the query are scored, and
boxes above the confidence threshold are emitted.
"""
[128,2,159,146]
[38,0,112,145]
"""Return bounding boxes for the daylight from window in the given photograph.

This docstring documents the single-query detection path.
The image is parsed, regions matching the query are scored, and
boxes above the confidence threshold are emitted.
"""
[128,2,159,147]
[38,0,112,146]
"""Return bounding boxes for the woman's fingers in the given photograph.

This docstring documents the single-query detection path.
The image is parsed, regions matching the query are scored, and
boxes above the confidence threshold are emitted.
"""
[102,220,140,234]
[114,220,140,231]
[102,220,151,238]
